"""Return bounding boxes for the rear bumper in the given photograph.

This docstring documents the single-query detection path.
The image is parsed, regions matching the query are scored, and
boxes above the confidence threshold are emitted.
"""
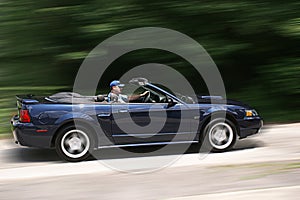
[11,115,52,148]
[238,117,263,139]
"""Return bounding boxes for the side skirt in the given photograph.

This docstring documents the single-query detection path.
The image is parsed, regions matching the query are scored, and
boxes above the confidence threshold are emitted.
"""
[97,140,198,149]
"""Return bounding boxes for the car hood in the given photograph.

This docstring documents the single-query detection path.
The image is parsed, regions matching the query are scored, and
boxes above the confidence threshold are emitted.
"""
[196,95,252,109]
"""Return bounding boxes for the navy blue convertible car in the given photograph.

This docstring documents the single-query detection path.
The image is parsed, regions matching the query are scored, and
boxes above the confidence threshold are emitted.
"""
[11,78,263,162]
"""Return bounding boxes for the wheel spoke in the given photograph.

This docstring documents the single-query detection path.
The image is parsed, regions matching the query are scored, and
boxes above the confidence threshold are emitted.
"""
[64,137,71,146]
[79,143,85,152]
[66,145,75,153]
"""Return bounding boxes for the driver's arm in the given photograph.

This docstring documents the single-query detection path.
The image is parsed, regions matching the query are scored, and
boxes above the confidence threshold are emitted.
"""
[128,91,149,101]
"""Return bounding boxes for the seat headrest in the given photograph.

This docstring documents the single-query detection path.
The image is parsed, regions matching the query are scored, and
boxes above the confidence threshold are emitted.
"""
[96,95,106,102]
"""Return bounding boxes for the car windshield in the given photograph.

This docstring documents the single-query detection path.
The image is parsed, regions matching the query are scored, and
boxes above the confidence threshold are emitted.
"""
[174,92,196,104]
[146,84,196,104]
[121,81,196,104]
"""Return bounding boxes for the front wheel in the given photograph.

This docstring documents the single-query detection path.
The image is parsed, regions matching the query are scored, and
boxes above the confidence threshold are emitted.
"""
[55,125,94,162]
[201,119,237,152]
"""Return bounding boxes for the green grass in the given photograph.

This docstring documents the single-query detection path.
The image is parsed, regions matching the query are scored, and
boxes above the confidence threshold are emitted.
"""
[0,133,12,139]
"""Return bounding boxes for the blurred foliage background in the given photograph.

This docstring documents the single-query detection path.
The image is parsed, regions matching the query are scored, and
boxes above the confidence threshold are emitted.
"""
[0,0,299,135]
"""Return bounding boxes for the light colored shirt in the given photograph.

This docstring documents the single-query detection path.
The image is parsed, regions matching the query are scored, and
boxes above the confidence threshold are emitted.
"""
[108,92,128,103]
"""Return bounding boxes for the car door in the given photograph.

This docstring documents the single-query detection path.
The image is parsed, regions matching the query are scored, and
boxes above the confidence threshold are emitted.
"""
[111,100,195,145]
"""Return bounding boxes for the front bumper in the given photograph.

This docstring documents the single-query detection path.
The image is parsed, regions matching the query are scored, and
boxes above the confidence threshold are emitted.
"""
[11,115,52,148]
[238,117,263,139]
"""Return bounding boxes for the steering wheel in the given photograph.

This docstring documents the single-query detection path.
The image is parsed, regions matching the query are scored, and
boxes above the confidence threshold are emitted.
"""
[143,91,151,103]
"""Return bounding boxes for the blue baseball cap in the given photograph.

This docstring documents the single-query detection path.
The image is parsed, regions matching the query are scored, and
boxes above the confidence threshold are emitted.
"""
[110,80,125,88]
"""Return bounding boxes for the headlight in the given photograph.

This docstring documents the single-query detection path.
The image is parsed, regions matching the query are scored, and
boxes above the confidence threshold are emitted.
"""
[245,109,258,117]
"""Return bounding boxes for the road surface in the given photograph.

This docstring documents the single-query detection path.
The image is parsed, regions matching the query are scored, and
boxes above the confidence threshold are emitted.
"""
[0,123,299,199]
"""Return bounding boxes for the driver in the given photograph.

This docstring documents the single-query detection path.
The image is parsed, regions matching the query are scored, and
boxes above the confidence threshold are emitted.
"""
[108,80,149,103]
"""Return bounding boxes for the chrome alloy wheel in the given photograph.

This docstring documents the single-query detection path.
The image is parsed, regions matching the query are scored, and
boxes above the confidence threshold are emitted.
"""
[208,122,234,150]
[61,129,90,159]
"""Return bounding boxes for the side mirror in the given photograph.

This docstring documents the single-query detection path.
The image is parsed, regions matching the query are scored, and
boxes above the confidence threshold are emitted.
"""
[167,97,177,108]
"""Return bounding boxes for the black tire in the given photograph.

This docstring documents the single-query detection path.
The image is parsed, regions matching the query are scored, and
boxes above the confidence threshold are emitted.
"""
[55,124,94,162]
[201,118,237,152]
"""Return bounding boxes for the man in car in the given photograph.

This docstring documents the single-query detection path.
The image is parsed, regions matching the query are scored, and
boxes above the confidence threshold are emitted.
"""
[108,80,149,103]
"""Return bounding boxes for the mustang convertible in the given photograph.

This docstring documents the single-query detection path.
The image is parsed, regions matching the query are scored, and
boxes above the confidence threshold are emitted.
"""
[11,78,263,162]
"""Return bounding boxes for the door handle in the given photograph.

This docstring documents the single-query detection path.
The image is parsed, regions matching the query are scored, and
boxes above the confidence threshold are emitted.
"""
[118,109,128,113]
[194,116,200,120]
[98,113,111,117]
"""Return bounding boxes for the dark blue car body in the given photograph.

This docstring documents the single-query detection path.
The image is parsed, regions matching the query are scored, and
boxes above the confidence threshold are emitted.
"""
[11,82,263,161]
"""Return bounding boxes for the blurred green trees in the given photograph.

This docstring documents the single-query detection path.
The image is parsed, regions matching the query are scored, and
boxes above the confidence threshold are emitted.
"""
[0,0,299,134]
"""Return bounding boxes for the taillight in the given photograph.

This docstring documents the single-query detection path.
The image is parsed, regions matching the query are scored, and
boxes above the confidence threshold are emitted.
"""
[20,110,31,123]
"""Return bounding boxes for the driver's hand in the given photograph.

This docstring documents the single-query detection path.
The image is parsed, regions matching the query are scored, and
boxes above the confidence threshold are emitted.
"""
[140,91,149,97]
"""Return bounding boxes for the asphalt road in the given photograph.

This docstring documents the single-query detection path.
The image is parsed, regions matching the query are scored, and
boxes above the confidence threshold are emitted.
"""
[0,123,299,200]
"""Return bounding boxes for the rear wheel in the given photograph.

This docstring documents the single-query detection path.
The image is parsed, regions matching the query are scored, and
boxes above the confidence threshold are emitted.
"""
[55,124,94,162]
[202,118,237,152]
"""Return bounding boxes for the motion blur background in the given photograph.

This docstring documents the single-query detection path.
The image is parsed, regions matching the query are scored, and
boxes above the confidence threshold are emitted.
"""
[0,0,299,135]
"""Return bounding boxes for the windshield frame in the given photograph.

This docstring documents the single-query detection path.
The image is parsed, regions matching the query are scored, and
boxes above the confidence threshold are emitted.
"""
[144,83,187,105]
